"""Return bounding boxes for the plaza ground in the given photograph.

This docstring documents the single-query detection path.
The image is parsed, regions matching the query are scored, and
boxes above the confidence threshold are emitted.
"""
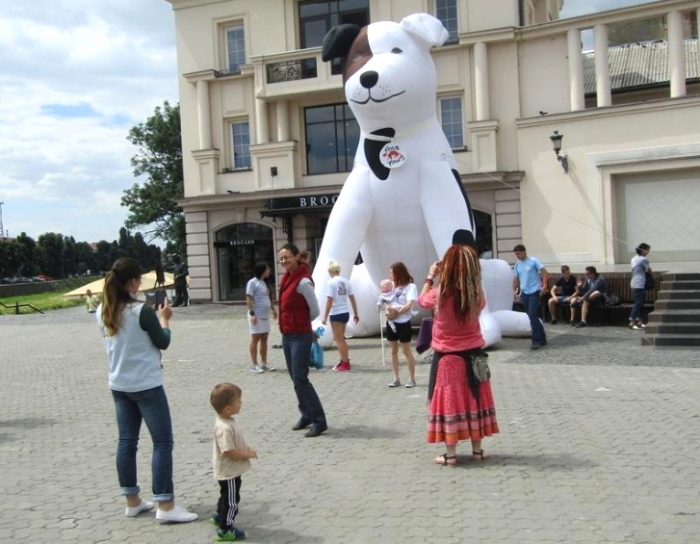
[1,304,698,544]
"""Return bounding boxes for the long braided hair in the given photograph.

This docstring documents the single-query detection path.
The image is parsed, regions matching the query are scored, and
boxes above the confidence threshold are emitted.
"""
[436,245,483,322]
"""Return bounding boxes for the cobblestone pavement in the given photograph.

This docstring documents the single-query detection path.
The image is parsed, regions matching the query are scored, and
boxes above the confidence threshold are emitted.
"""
[1,304,699,544]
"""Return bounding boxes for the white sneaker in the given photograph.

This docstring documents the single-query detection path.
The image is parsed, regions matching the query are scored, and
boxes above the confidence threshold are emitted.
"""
[155,504,198,523]
[250,365,264,373]
[388,379,401,388]
[405,380,416,389]
[125,500,154,518]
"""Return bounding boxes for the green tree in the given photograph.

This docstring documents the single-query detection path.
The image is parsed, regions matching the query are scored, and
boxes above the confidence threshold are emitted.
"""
[122,101,185,255]
[62,236,77,277]
[36,233,65,278]
[74,242,98,275]
[0,239,21,277]
[14,232,37,277]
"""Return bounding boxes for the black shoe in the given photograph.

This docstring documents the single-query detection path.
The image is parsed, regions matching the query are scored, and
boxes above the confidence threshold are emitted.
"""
[292,418,311,431]
[549,319,558,325]
[304,423,327,438]
[530,343,541,350]
[576,321,588,328]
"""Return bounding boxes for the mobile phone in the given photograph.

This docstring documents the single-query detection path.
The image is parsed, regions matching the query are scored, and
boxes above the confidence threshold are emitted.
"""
[155,290,167,308]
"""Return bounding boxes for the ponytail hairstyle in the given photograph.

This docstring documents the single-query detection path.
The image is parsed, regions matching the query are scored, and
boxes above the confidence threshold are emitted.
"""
[101,257,143,337]
[437,245,483,322]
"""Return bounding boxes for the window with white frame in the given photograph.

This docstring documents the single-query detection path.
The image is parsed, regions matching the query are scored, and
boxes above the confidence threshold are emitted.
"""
[440,97,464,149]
[435,0,458,43]
[226,25,246,74]
[231,121,251,169]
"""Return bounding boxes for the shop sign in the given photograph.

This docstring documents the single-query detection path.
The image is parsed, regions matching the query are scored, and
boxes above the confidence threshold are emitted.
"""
[266,193,340,211]
[231,239,255,246]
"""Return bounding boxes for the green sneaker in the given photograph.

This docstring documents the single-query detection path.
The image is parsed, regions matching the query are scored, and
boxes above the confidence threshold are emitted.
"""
[209,513,220,527]
[217,527,247,541]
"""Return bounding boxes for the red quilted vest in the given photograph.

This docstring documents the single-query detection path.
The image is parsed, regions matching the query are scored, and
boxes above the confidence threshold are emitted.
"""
[278,264,314,334]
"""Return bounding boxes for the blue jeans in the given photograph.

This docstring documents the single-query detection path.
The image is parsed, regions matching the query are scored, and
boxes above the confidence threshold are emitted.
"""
[112,386,174,501]
[630,288,645,320]
[282,332,326,425]
[521,291,547,345]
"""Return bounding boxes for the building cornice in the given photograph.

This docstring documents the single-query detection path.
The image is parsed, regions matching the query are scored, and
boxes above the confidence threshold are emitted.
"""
[517,0,699,41]
[177,184,343,211]
[517,95,700,128]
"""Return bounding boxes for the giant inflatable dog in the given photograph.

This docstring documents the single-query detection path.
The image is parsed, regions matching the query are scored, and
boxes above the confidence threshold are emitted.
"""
[313,13,530,346]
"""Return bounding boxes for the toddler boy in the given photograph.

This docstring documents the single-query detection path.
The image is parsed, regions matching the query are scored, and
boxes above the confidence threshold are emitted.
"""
[210,383,257,541]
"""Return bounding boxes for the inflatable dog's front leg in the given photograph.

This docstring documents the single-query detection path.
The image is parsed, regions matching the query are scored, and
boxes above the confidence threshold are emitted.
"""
[312,168,373,346]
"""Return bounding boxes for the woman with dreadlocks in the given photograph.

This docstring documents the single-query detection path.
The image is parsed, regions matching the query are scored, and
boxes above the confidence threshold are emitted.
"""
[418,245,499,466]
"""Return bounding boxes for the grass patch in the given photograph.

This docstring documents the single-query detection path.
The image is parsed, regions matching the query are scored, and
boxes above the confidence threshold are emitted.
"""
[0,291,84,314]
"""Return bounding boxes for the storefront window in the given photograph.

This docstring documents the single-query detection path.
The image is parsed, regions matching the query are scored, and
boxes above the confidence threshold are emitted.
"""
[214,223,275,301]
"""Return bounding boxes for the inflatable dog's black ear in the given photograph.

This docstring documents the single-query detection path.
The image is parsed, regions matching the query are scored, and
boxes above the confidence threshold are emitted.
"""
[321,24,361,62]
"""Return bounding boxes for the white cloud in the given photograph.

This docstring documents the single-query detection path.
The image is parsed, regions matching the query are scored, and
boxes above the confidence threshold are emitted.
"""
[0,0,178,243]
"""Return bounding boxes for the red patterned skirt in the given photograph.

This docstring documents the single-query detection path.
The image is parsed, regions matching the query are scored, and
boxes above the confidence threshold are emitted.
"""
[427,354,499,444]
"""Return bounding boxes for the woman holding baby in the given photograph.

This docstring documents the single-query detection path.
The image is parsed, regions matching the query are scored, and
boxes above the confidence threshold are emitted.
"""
[385,262,418,389]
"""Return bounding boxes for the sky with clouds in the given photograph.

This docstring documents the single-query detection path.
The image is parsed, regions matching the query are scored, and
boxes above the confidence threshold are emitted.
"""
[0,0,657,245]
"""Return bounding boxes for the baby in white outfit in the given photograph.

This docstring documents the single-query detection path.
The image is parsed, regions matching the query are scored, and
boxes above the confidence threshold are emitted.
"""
[376,279,402,333]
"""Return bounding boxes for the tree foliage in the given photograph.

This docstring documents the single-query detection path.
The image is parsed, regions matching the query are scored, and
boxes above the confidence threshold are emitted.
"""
[122,101,185,253]
[0,230,161,279]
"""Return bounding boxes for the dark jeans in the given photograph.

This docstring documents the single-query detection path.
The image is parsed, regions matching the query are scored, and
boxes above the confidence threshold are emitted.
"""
[630,288,645,320]
[282,332,326,425]
[521,291,547,345]
[174,284,188,306]
[111,386,174,501]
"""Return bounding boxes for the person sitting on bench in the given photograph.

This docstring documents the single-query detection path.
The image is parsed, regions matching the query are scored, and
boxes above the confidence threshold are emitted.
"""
[547,265,577,324]
[569,266,606,328]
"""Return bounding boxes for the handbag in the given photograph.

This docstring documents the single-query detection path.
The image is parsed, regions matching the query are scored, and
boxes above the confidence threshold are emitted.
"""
[644,271,655,290]
[470,351,491,383]
[309,341,324,369]
[309,326,325,369]
[415,318,433,354]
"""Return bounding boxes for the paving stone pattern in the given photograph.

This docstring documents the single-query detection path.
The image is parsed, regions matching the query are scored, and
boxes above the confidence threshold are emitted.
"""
[1,305,699,544]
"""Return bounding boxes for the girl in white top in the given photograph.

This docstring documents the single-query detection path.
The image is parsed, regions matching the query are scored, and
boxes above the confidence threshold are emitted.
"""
[245,262,277,373]
[321,261,359,372]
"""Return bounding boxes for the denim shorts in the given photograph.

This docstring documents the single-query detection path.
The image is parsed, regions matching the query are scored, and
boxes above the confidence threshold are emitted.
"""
[330,312,349,323]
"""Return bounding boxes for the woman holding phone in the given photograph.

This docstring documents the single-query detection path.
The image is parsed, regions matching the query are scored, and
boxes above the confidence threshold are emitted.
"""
[97,257,197,523]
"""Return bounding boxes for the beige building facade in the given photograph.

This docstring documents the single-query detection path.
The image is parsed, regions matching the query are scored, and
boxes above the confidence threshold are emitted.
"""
[165,0,700,303]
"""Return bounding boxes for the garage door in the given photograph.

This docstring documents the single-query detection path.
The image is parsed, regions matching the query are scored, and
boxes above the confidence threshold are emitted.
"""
[615,168,700,263]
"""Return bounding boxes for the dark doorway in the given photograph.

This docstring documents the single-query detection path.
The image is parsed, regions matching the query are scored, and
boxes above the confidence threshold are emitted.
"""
[214,223,274,301]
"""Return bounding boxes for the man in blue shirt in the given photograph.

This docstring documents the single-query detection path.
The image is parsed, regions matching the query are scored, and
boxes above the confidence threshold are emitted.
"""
[512,244,549,349]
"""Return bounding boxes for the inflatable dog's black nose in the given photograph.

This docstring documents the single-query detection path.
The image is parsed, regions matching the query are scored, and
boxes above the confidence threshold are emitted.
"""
[360,71,378,89]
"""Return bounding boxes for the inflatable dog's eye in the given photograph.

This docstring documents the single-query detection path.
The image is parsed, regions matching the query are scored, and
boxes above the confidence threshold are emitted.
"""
[391,47,403,54]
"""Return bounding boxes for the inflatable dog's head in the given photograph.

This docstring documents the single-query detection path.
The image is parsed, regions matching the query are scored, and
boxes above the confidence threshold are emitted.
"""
[322,13,448,132]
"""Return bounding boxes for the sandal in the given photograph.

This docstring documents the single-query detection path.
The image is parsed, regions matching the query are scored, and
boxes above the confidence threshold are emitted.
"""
[433,454,457,466]
[471,450,486,461]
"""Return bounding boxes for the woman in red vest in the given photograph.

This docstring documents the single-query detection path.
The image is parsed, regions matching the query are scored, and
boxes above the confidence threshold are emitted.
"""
[277,243,327,437]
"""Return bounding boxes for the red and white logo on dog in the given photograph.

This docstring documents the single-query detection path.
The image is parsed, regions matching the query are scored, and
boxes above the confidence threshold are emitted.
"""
[380,144,407,169]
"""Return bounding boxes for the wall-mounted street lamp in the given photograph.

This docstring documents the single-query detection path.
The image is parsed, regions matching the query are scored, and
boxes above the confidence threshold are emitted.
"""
[550,130,569,173]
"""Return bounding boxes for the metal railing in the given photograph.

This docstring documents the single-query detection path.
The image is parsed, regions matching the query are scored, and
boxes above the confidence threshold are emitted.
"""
[0,301,44,315]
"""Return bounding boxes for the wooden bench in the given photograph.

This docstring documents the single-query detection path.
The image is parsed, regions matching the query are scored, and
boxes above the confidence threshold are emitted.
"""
[544,271,661,325]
